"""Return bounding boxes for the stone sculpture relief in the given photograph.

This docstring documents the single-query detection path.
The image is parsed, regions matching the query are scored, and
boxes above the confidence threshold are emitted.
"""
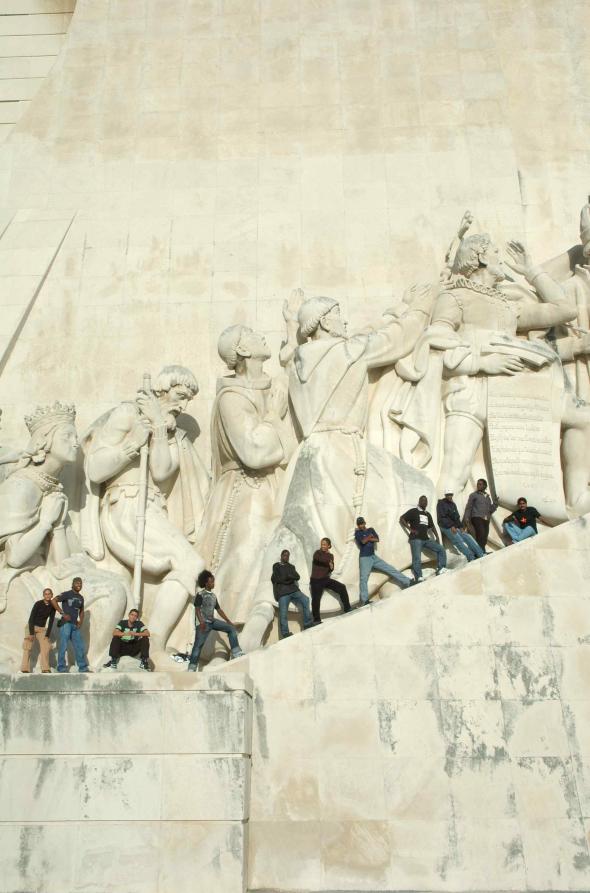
[1,206,590,668]
[82,366,209,661]
[197,325,293,625]
[0,402,128,666]
[244,285,437,641]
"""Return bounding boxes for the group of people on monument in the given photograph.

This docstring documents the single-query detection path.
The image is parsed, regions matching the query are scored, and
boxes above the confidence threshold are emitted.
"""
[4,201,590,671]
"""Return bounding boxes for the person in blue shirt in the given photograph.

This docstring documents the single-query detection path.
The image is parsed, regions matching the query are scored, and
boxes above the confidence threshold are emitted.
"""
[355,517,411,605]
[51,576,91,673]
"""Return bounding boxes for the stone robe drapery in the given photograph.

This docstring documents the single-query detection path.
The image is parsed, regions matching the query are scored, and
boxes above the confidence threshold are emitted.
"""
[197,376,287,623]
[257,308,435,605]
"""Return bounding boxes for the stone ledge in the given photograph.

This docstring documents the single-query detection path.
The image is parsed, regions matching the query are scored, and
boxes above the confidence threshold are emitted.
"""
[0,670,253,695]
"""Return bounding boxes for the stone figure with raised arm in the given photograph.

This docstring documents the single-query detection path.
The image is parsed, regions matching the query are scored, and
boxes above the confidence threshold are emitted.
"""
[0,402,128,669]
[83,366,209,662]
[243,285,436,646]
[197,323,293,630]
[390,225,579,520]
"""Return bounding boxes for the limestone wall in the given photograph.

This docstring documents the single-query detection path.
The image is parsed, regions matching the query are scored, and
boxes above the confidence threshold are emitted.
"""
[0,671,252,893]
[0,0,587,453]
[225,518,590,891]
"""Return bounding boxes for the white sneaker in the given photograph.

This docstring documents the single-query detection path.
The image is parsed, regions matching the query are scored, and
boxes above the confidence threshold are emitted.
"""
[436,567,449,575]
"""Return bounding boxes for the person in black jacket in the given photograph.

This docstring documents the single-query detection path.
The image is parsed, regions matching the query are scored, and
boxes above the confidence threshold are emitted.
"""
[21,587,55,673]
[437,491,484,561]
[271,550,315,639]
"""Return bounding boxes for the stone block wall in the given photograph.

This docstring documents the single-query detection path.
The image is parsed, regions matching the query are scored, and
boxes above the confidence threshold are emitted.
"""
[0,671,252,893]
[228,517,590,892]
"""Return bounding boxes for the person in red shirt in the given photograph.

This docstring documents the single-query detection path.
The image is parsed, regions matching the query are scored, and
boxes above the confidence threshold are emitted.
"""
[503,498,542,544]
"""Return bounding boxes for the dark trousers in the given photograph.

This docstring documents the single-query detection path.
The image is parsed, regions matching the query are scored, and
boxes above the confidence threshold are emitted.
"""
[109,637,150,660]
[471,517,490,551]
[310,578,351,621]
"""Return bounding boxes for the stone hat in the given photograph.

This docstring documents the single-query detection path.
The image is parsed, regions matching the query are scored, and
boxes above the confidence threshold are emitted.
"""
[356,516,365,525]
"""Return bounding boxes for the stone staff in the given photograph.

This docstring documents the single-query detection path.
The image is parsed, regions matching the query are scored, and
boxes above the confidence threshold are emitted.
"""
[132,372,151,608]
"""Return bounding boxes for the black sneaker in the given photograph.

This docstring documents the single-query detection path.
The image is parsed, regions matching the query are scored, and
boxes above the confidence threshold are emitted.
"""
[281,632,294,639]
[140,658,151,672]
[103,659,118,669]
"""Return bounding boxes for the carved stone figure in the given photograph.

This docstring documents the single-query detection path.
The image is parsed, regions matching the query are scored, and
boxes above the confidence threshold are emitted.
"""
[249,286,436,628]
[83,366,209,660]
[391,233,580,520]
[197,325,292,624]
[0,402,128,667]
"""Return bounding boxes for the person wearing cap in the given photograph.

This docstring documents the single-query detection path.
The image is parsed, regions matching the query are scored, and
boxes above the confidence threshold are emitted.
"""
[355,517,411,604]
[437,491,484,562]
[400,496,447,582]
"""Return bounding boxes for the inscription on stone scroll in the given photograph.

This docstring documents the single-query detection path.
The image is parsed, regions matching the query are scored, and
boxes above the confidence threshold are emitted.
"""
[486,366,568,522]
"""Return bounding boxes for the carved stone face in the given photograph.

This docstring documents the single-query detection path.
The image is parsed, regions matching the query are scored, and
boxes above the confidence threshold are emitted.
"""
[238,329,271,362]
[320,304,346,338]
[158,384,194,419]
[50,422,79,465]
[481,242,506,283]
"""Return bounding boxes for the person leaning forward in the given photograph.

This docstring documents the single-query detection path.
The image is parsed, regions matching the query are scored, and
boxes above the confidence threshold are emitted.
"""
[21,587,55,673]
[104,608,151,671]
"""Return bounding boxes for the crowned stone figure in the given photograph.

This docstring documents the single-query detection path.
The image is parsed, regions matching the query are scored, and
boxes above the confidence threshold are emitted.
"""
[0,402,128,668]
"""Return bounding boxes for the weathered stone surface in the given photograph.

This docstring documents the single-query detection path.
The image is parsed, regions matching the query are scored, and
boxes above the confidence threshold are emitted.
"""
[229,516,590,891]
[0,673,251,893]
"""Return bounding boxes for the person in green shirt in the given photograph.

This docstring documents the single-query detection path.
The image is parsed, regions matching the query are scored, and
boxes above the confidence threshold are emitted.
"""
[103,609,151,671]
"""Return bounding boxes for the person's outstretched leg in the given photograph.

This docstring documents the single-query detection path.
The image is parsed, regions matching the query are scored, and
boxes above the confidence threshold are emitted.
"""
[211,619,242,656]
[325,579,351,612]
[371,556,411,589]
[460,531,484,559]
[423,540,446,571]
[443,528,474,560]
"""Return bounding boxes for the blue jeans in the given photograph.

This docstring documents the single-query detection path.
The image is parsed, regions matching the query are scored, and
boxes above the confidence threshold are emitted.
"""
[359,554,411,602]
[409,538,446,580]
[504,522,537,543]
[441,527,484,561]
[188,619,241,670]
[57,622,89,672]
[277,590,313,637]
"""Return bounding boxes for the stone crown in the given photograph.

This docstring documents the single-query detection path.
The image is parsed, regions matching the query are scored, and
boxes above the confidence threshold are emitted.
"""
[24,401,76,435]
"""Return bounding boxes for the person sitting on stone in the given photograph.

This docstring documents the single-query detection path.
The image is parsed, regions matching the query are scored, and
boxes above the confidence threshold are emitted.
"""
[355,517,411,605]
[104,608,151,671]
[21,587,55,673]
[400,496,447,583]
[503,498,542,544]
[437,490,484,562]
[309,538,352,623]
[271,550,315,639]
[187,570,243,671]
